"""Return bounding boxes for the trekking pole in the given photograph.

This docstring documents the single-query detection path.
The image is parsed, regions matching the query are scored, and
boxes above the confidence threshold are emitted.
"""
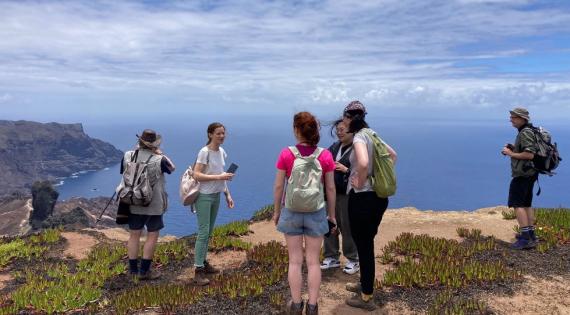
[96,191,117,223]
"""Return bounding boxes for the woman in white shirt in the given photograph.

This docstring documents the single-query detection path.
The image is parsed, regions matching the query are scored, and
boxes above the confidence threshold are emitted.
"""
[341,101,397,311]
[192,122,235,286]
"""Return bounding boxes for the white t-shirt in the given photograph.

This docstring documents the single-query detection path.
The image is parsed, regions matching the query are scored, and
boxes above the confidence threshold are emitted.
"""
[347,130,375,193]
[196,146,227,194]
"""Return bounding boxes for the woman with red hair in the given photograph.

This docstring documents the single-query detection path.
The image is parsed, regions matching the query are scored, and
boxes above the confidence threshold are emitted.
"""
[272,112,336,315]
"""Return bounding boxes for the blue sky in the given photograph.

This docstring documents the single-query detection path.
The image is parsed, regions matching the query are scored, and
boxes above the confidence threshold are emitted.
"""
[1,0,569,122]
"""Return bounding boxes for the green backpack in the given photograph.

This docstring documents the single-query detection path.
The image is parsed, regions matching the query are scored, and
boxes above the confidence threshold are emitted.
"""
[361,128,397,198]
[285,146,325,212]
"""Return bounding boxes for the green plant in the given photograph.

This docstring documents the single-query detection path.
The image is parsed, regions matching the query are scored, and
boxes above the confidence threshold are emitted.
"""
[251,204,274,222]
[212,220,251,237]
[427,290,489,315]
[502,209,517,220]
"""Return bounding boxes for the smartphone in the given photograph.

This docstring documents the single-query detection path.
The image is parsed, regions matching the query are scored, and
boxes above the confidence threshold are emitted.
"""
[324,219,337,237]
[227,163,239,174]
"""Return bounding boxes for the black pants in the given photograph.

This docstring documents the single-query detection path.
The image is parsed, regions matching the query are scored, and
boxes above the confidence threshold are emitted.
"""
[348,190,388,295]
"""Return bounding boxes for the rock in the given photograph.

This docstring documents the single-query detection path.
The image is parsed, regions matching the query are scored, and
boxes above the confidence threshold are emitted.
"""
[0,120,123,196]
[30,180,59,228]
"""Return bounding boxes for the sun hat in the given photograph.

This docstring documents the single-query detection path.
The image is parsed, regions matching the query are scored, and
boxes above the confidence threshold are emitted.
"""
[509,107,530,121]
[136,129,162,148]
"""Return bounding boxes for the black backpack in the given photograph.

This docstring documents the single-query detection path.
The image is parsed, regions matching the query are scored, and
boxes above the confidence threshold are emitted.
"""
[524,126,562,176]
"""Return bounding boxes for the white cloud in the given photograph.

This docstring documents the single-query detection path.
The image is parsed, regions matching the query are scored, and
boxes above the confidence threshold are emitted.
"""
[0,93,13,104]
[0,0,569,117]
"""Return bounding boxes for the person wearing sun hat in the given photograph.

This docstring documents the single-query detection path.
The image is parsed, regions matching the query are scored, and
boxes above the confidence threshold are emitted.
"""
[502,107,539,250]
[341,100,397,311]
[122,129,175,280]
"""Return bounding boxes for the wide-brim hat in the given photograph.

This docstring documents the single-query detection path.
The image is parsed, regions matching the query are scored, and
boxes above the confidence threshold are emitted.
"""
[509,107,530,121]
[137,129,162,148]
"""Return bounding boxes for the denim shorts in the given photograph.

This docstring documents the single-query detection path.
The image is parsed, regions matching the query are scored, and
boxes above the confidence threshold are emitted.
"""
[277,207,328,237]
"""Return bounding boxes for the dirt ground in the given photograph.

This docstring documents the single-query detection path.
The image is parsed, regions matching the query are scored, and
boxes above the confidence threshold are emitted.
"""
[239,206,570,315]
[54,206,569,314]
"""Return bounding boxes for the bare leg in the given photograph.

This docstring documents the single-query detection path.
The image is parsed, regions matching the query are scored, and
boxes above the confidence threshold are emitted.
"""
[143,231,159,259]
[285,235,304,304]
[128,229,143,259]
[515,207,530,228]
[305,235,323,305]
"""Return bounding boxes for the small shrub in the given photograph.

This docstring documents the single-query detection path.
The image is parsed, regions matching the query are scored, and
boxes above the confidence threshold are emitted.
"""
[502,209,517,220]
[251,205,274,222]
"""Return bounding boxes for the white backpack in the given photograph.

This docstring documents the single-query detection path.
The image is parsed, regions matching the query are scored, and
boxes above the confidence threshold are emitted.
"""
[284,147,325,212]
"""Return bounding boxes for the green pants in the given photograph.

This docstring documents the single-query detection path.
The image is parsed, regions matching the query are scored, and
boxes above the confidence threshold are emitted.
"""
[194,192,221,267]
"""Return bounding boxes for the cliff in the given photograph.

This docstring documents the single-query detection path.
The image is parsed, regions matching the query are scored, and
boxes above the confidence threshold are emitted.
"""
[0,120,123,196]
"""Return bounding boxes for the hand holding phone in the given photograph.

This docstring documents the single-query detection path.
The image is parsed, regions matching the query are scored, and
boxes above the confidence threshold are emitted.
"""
[227,163,239,174]
[324,219,337,237]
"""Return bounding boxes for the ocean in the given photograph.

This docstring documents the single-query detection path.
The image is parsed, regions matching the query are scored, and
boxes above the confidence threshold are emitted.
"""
[55,114,570,237]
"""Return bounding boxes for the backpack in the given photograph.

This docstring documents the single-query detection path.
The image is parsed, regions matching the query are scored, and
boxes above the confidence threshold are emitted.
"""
[360,128,397,198]
[524,126,562,176]
[179,152,209,209]
[284,146,325,212]
[116,150,156,206]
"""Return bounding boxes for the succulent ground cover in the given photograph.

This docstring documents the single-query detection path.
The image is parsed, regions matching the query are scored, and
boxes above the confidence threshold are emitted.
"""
[0,207,568,314]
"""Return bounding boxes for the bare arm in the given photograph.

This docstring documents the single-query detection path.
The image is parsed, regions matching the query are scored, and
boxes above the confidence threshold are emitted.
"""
[324,171,336,220]
[272,169,287,225]
[193,163,233,182]
[353,142,369,188]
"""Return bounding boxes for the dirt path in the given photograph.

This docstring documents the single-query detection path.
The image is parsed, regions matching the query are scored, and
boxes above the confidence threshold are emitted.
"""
[61,232,99,260]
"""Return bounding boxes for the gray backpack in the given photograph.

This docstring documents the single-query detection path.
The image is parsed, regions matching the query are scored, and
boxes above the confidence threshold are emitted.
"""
[285,146,325,212]
[116,150,155,206]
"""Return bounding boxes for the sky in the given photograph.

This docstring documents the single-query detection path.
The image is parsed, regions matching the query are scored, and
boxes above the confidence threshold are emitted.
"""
[1,0,570,123]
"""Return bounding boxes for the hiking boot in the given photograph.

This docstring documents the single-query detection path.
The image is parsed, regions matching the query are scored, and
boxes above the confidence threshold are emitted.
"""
[516,231,539,242]
[305,302,319,315]
[204,260,220,274]
[320,257,341,270]
[285,299,304,315]
[346,293,376,311]
[138,269,161,281]
[193,266,210,286]
[343,260,360,275]
[345,282,362,293]
[510,238,536,250]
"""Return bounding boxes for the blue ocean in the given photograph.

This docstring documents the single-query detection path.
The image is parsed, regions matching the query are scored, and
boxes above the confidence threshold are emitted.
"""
[55,114,569,237]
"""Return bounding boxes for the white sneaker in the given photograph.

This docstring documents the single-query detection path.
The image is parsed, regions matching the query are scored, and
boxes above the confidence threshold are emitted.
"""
[320,257,341,270]
[343,260,360,275]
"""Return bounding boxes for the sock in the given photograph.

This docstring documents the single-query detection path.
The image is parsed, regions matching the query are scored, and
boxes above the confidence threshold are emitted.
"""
[307,303,318,311]
[129,259,139,274]
[140,259,152,274]
[361,293,373,302]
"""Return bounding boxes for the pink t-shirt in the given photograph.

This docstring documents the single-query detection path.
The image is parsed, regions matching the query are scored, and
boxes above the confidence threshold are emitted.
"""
[276,145,335,178]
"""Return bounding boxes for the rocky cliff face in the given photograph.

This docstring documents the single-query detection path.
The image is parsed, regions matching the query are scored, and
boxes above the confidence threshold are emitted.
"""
[0,120,123,196]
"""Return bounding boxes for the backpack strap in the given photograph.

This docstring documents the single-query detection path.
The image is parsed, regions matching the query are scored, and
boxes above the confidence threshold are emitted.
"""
[131,150,139,162]
[289,146,302,158]
[310,147,324,159]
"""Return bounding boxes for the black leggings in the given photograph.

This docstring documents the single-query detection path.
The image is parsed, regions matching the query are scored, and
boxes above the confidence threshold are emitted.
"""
[348,190,388,295]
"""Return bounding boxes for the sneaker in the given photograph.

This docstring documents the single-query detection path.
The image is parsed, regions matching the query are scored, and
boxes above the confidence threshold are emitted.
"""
[515,232,539,242]
[320,257,341,270]
[345,282,362,293]
[204,260,220,274]
[343,260,360,275]
[346,293,376,311]
[138,269,161,281]
[285,299,304,315]
[510,238,536,250]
